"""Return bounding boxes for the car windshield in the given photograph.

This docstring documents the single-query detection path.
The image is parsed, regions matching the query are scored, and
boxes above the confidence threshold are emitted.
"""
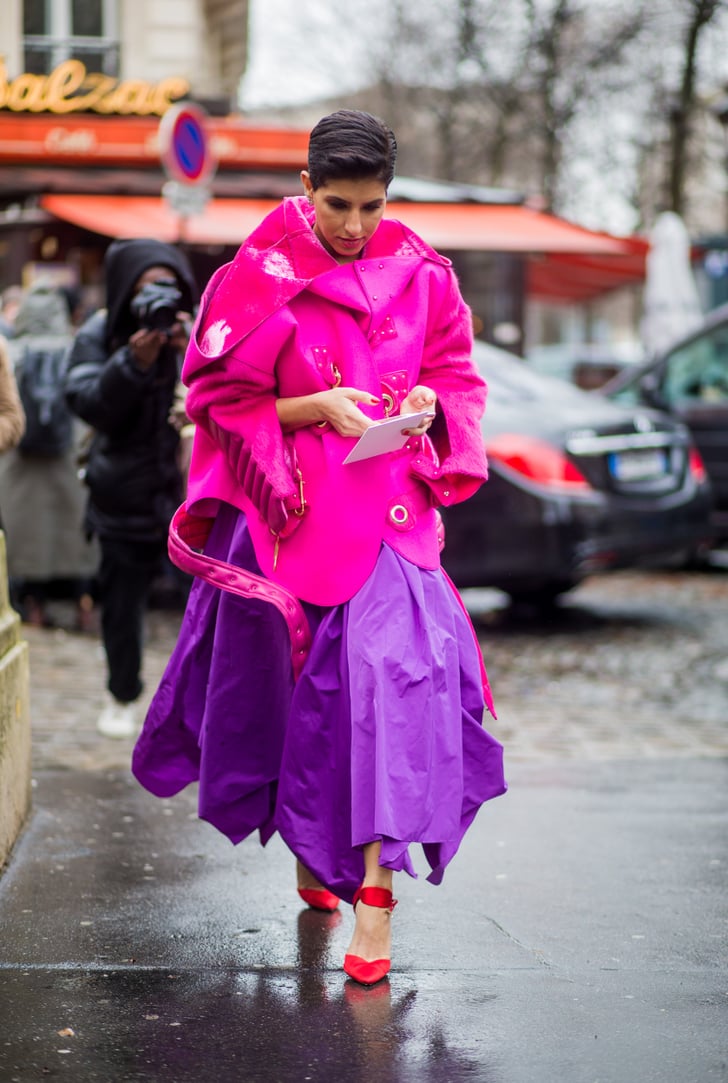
[601,370,644,407]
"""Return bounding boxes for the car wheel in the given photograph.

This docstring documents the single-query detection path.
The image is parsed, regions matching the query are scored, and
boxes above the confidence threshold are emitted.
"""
[666,542,715,571]
[506,581,577,610]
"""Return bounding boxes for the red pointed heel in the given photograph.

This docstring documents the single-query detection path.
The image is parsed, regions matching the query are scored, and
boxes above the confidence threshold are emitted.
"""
[297,887,341,912]
[343,885,398,986]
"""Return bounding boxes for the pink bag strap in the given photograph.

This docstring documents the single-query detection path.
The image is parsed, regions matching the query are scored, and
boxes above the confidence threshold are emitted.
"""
[441,567,496,719]
[168,505,312,681]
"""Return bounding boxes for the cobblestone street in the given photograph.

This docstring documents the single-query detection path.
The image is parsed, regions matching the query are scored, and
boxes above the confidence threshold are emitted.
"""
[473,563,728,762]
[25,564,728,771]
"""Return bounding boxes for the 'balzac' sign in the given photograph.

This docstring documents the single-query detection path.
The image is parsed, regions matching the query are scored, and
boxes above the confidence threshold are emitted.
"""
[0,58,189,116]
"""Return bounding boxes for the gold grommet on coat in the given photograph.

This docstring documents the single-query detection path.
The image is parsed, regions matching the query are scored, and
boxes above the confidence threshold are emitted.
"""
[389,504,409,525]
[382,392,394,416]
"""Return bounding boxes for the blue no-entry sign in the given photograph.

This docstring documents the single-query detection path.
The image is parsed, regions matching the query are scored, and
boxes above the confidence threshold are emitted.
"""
[159,103,216,185]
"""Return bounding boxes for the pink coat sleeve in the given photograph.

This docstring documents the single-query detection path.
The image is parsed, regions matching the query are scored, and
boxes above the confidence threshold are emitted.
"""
[185,318,303,537]
[410,266,488,506]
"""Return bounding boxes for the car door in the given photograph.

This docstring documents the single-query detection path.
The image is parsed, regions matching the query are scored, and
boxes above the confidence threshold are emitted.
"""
[653,319,728,514]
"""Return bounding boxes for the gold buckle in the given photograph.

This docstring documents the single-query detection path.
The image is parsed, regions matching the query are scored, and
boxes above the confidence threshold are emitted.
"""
[270,469,306,569]
[294,467,306,517]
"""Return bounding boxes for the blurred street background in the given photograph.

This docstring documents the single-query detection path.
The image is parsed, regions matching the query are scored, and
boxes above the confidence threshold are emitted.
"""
[2,3,728,1078]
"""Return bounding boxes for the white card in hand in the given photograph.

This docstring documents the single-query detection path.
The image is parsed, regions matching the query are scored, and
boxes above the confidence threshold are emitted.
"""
[343,409,435,464]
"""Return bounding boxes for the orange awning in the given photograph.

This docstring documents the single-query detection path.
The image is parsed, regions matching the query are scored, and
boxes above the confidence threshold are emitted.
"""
[40,193,647,300]
[41,193,280,246]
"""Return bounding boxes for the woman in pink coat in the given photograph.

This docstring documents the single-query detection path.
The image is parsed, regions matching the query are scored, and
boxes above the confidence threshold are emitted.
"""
[133,110,506,986]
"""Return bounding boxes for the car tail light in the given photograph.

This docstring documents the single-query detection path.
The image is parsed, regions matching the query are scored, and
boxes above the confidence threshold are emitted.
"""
[688,446,707,483]
[487,434,592,493]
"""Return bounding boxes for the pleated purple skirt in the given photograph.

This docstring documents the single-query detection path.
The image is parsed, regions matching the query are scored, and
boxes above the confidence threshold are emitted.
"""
[132,503,506,902]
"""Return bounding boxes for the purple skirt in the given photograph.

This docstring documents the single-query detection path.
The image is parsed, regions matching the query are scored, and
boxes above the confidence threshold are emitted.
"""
[132,503,506,902]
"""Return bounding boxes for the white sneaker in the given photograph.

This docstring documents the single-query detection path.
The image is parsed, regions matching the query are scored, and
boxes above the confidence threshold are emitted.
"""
[97,695,138,739]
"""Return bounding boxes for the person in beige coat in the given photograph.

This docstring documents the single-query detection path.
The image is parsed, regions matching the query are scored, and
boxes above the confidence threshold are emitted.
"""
[0,335,25,452]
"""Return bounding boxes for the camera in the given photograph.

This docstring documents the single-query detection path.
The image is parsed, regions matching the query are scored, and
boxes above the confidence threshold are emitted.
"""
[130,280,182,333]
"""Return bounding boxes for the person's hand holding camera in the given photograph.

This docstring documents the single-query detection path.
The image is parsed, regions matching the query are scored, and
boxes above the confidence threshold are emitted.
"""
[129,277,191,369]
[129,316,191,371]
[167,314,193,356]
[129,327,168,371]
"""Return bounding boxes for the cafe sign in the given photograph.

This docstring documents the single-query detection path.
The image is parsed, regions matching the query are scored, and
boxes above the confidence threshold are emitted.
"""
[0,58,189,117]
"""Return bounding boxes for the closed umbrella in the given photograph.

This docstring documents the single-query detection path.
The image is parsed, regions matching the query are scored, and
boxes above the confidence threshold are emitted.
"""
[640,211,703,359]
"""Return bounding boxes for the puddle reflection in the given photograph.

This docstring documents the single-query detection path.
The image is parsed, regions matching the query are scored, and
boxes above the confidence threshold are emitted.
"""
[39,907,500,1082]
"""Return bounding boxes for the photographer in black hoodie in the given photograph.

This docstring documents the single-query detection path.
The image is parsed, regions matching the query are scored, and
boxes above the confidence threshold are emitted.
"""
[66,238,198,738]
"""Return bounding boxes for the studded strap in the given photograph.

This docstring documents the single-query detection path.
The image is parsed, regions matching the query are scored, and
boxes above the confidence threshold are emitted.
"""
[168,505,312,681]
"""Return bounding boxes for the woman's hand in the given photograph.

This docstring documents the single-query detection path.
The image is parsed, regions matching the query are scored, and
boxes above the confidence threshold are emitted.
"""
[399,384,437,435]
[277,387,379,436]
[317,387,381,436]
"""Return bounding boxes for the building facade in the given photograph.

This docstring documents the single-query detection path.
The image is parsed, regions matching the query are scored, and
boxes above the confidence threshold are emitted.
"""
[0,0,303,299]
[0,0,650,349]
[0,0,248,105]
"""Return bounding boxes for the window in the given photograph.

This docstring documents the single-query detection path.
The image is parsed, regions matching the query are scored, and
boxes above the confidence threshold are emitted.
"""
[663,322,728,405]
[72,0,103,37]
[22,0,119,77]
[23,0,45,36]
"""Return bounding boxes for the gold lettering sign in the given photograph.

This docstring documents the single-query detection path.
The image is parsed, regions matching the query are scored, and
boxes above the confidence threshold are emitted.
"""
[0,58,189,116]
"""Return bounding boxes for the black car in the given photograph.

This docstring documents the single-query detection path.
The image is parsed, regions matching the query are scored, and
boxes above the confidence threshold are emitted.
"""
[440,341,714,603]
[599,301,728,545]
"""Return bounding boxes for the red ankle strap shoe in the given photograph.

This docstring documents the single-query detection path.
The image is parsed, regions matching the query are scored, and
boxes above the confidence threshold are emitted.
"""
[343,884,398,986]
[297,887,341,912]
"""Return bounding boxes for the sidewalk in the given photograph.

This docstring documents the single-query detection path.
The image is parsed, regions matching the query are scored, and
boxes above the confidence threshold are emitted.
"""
[22,604,181,773]
[0,606,726,1082]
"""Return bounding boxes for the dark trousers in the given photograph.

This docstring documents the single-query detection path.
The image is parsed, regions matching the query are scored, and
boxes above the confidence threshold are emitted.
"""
[98,535,166,703]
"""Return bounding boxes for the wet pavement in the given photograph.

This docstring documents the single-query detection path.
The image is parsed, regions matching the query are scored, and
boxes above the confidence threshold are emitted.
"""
[1,568,727,1082]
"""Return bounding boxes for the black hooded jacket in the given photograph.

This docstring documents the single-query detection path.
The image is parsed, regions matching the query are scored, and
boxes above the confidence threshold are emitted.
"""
[65,239,198,542]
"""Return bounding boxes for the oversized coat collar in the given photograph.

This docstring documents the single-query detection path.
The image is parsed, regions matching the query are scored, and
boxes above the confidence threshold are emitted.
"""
[186,196,451,375]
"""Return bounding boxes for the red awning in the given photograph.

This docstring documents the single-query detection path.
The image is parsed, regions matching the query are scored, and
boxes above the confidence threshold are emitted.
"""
[526,244,649,303]
[39,193,647,301]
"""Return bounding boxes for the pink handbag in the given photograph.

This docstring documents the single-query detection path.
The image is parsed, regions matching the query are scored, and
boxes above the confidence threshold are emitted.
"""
[168,504,312,680]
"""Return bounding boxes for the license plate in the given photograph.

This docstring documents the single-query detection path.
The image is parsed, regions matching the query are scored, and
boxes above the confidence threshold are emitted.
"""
[608,449,668,481]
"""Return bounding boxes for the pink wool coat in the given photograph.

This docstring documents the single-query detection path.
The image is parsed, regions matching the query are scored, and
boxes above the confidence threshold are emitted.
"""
[180,195,489,607]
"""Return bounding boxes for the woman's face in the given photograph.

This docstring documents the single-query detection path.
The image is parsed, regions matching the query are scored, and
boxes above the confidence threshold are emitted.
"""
[301,173,387,263]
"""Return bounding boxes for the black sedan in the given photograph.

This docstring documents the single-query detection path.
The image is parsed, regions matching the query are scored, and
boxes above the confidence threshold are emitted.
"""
[600,301,728,545]
[440,342,714,603]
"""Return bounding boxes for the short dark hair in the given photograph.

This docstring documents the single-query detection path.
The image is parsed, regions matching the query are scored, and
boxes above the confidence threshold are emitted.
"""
[307,110,397,191]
